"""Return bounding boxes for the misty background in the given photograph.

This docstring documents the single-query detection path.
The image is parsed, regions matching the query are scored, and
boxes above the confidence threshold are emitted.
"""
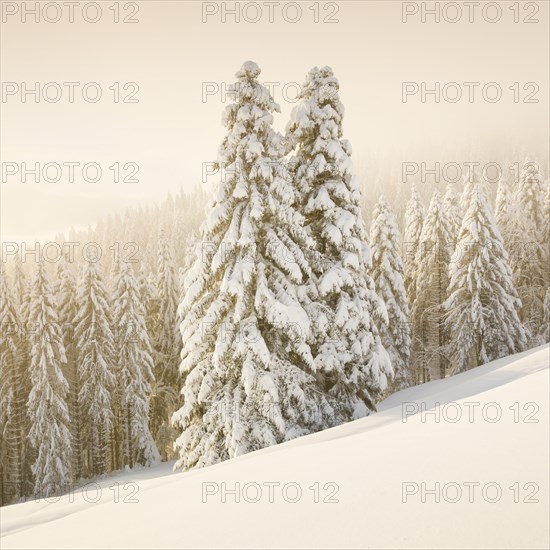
[1,0,548,241]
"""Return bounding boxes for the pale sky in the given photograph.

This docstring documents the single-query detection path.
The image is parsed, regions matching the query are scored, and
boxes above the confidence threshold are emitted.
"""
[1,0,548,241]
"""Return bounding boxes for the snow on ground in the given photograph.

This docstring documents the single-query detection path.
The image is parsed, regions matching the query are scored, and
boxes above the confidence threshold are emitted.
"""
[1,345,548,549]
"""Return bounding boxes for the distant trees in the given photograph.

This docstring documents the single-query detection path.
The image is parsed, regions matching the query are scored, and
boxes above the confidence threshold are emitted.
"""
[410,192,453,382]
[56,258,80,480]
[150,232,181,458]
[75,258,116,477]
[113,262,159,468]
[369,196,411,390]
[444,182,463,245]
[512,163,548,336]
[0,265,26,503]
[27,262,72,497]
[403,184,425,310]
[1,186,204,504]
[446,183,527,371]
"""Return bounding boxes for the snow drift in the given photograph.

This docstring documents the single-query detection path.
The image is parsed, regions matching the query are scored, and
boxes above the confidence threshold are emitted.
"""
[1,345,548,550]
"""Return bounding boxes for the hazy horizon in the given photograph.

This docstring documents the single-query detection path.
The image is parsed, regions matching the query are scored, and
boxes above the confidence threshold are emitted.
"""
[1,0,549,241]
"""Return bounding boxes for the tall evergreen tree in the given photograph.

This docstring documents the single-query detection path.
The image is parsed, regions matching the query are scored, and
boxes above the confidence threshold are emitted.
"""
[150,231,181,455]
[173,61,332,470]
[539,287,550,343]
[444,181,463,245]
[108,257,124,471]
[0,266,26,503]
[55,257,81,480]
[27,262,72,497]
[113,262,159,467]
[10,255,34,495]
[74,258,115,476]
[138,266,156,336]
[541,187,550,343]
[445,183,527,371]
[411,192,453,382]
[403,185,425,308]
[495,177,523,272]
[495,177,511,230]
[513,163,548,335]
[286,65,392,418]
[369,196,412,390]
[12,255,30,328]
[460,170,477,213]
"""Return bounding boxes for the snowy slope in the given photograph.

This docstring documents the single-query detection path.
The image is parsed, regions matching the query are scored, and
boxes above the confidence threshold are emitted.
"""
[1,345,548,550]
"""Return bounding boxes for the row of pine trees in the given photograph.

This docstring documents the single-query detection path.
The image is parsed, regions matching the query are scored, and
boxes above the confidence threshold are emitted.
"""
[1,61,548,504]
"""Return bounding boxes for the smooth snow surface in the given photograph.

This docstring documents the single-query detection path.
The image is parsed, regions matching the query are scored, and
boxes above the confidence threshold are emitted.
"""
[1,345,548,549]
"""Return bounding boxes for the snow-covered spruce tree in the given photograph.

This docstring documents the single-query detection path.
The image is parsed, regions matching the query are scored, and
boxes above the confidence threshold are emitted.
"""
[369,196,412,390]
[150,231,181,457]
[541,189,550,343]
[444,181,463,245]
[539,287,550,343]
[138,262,176,462]
[154,233,180,365]
[106,256,121,469]
[0,266,26,502]
[411,191,453,382]
[157,235,201,460]
[518,162,547,228]
[495,177,514,245]
[55,257,81,481]
[513,163,548,336]
[180,231,199,295]
[445,183,527,371]
[10,255,34,495]
[495,177,524,272]
[12,255,30,328]
[403,184,425,308]
[108,256,127,471]
[543,180,550,256]
[113,262,159,467]
[460,169,477,213]
[138,265,156,334]
[495,177,511,229]
[173,61,333,469]
[74,257,115,477]
[286,65,391,418]
[27,262,72,497]
[542,180,550,267]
